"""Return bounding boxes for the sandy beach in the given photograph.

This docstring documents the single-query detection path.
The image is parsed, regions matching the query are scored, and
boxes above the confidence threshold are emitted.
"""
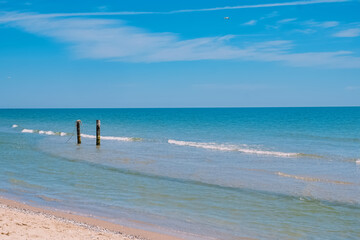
[0,197,183,240]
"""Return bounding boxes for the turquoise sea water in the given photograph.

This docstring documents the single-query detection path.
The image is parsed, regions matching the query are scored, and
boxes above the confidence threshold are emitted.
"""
[0,108,359,239]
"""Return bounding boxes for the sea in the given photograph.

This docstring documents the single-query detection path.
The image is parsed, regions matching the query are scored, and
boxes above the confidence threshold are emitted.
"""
[0,107,359,239]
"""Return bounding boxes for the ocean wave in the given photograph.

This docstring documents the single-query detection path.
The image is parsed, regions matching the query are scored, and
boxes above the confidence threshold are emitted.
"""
[21,129,35,133]
[80,134,141,142]
[276,172,354,185]
[15,125,140,142]
[9,178,46,189]
[344,158,360,164]
[37,195,61,202]
[287,133,360,143]
[168,139,301,157]
[21,128,67,136]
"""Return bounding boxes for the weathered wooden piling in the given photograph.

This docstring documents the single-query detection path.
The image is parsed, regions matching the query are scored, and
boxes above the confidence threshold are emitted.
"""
[96,120,100,146]
[76,120,81,144]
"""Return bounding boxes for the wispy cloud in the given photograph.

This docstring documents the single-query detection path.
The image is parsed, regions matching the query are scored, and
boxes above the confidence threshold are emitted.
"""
[243,11,278,27]
[333,28,360,37]
[278,18,297,24]
[243,20,257,26]
[294,28,317,34]
[260,11,279,20]
[305,20,339,28]
[0,0,349,23]
[167,0,348,14]
[294,20,339,35]
[2,12,360,68]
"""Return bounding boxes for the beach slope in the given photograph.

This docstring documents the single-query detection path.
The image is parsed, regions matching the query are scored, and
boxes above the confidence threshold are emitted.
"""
[0,197,183,240]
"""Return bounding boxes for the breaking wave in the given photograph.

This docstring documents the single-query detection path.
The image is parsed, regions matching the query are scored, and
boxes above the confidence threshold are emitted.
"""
[14,124,141,142]
[80,134,142,142]
[21,128,68,136]
[168,139,314,158]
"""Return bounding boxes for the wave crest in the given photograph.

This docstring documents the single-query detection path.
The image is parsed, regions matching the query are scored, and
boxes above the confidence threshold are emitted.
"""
[15,125,140,142]
[21,129,35,133]
[168,139,301,157]
[21,128,67,136]
[276,171,353,185]
[80,134,141,142]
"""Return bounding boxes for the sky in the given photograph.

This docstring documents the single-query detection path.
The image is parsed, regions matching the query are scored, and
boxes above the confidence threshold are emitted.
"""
[1,0,360,108]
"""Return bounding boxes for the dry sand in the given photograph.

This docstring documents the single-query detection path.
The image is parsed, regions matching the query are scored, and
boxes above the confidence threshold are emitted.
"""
[0,197,184,240]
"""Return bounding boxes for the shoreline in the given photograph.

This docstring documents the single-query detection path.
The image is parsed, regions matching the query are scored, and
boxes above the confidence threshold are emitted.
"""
[0,196,186,240]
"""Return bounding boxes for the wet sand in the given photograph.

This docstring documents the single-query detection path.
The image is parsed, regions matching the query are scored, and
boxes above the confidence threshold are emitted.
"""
[0,197,184,240]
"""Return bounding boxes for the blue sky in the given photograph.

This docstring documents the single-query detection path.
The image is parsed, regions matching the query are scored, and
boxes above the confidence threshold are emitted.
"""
[1,0,360,108]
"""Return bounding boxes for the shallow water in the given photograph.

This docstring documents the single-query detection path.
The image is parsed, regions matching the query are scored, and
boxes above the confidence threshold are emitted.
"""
[0,108,359,239]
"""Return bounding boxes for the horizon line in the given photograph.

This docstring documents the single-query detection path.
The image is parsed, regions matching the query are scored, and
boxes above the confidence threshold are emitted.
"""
[0,106,359,110]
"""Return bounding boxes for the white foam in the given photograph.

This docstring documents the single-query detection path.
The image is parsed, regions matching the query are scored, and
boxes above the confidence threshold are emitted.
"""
[80,134,95,139]
[81,134,133,142]
[168,139,299,157]
[21,129,34,133]
[356,159,360,165]
[22,128,66,137]
[102,136,133,141]
[38,130,55,135]
[15,124,140,142]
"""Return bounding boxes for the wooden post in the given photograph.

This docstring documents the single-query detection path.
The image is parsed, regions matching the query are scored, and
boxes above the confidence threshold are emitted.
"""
[76,120,81,144]
[96,120,100,146]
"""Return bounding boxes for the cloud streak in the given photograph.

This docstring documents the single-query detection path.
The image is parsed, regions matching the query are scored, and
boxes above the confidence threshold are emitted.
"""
[243,20,257,26]
[305,20,339,28]
[333,28,360,37]
[2,12,360,68]
[0,0,349,22]
[169,0,349,13]
[278,18,297,24]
